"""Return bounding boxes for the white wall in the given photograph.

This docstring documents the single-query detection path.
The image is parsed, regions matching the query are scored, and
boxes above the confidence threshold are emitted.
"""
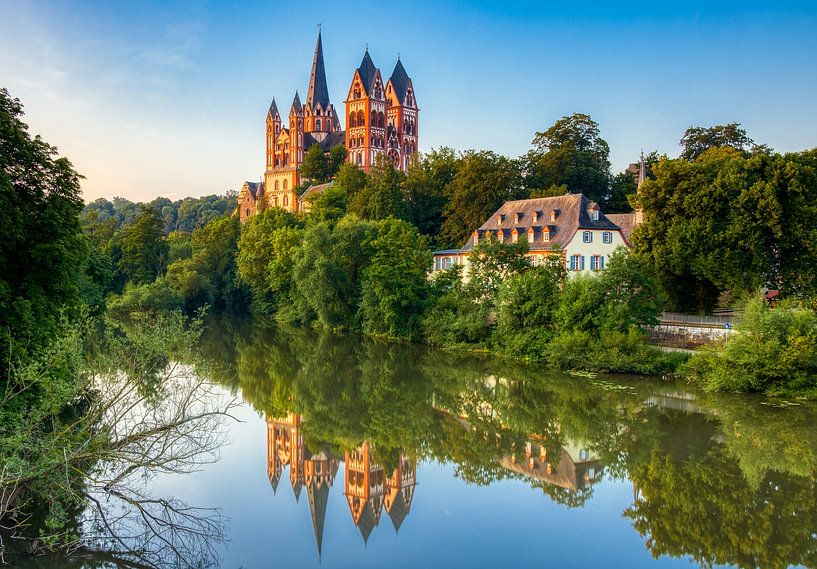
[563,229,628,274]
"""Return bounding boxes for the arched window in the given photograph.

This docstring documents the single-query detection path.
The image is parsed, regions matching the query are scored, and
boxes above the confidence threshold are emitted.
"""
[283,179,288,190]
[316,118,321,130]
[246,208,250,217]
[357,110,364,125]
[349,113,356,127]
[273,196,278,206]
[371,110,377,126]
[274,181,279,190]
[283,195,288,206]
[379,111,385,128]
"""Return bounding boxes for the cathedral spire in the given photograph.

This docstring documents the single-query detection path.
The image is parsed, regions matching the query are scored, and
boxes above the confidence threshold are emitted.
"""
[306,30,330,109]
[268,98,280,120]
[638,149,646,189]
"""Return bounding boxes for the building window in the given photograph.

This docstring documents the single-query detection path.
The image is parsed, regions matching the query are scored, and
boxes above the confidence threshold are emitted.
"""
[435,257,441,271]
[283,195,289,206]
[245,208,250,217]
[283,180,288,190]
[275,181,279,190]
[570,254,583,271]
[316,118,321,130]
[444,257,452,270]
[583,231,593,243]
[591,210,600,221]
[590,255,604,271]
[603,231,613,244]
[543,231,550,242]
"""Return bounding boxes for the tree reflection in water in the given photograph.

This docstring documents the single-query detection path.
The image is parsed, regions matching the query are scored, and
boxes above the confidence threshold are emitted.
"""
[198,318,817,568]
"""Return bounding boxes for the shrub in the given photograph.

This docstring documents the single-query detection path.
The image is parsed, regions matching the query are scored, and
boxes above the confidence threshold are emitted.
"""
[683,299,817,398]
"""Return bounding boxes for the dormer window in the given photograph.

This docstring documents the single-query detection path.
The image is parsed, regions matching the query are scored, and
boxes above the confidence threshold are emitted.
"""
[515,212,523,224]
[550,209,559,222]
[533,210,541,223]
[497,213,506,226]
[512,229,518,243]
[543,229,550,242]
[473,230,479,245]
[527,228,535,242]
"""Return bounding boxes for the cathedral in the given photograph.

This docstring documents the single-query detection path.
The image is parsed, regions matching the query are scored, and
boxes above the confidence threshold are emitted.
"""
[237,31,419,221]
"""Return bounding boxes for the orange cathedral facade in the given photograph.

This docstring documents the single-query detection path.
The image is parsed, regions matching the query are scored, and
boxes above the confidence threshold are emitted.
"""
[238,31,419,221]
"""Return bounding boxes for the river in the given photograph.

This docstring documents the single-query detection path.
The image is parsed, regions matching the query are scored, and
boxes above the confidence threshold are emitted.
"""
[18,318,817,568]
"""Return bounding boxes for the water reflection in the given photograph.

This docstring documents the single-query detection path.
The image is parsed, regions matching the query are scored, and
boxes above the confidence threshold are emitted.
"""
[197,319,817,568]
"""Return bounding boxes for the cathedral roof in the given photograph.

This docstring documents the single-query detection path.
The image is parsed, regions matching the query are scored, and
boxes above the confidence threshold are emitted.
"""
[244,181,264,199]
[307,480,331,558]
[388,59,411,103]
[385,490,409,533]
[290,91,303,114]
[357,49,378,95]
[304,130,347,153]
[306,31,331,110]
[268,98,280,120]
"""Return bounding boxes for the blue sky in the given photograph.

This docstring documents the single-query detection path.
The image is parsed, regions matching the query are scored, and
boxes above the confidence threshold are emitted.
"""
[1,0,816,202]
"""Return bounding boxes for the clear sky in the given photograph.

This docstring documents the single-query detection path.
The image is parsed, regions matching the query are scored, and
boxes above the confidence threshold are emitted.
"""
[2,0,816,203]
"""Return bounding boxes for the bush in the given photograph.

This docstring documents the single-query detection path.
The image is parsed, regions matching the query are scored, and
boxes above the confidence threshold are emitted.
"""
[106,280,184,320]
[683,299,817,398]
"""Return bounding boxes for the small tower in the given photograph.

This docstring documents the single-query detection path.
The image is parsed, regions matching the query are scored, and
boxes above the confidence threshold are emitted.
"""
[345,49,387,171]
[344,442,385,544]
[384,453,416,533]
[266,99,281,171]
[385,57,419,171]
[635,150,646,225]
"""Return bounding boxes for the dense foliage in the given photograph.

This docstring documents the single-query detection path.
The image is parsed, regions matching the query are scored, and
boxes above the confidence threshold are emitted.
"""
[683,299,817,397]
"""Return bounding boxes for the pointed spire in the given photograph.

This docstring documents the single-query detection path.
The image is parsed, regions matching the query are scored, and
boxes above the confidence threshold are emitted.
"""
[307,479,331,559]
[306,30,330,109]
[268,98,280,120]
[388,58,410,103]
[357,49,377,95]
[291,91,302,115]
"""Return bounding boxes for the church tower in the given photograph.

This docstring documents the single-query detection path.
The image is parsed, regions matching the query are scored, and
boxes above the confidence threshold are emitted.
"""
[345,49,387,171]
[344,442,385,544]
[385,58,419,171]
[304,31,339,140]
[265,99,281,171]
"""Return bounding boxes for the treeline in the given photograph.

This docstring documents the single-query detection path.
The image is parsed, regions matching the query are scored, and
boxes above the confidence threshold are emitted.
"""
[83,193,235,234]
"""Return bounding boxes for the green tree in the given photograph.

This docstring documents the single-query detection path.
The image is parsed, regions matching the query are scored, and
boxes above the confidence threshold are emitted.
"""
[333,162,367,203]
[494,262,563,357]
[348,155,408,220]
[115,206,168,285]
[300,144,329,183]
[0,88,88,361]
[440,150,524,247]
[402,147,458,239]
[327,144,348,178]
[359,218,431,340]
[524,113,611,204]
[292,217,376,330]
[633,148,775,312]
[235,208,301,312]
[596,247,664,331]
[466,237,531,302]
[679,123,760,161]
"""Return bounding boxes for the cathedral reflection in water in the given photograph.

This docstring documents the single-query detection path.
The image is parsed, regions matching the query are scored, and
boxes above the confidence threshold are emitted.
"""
[265,413,602,557]
[266,414,416,554]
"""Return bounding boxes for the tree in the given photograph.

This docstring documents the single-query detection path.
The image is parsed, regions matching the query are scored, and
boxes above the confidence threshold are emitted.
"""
[305,183,347,224]
[327,144,348,177]
[235,208,301,311]
[524,113,611,203]
[359,218,431,340]
[333,162,367,203]
[116,206,168,285]
[494,262,564,357]
[299,144,329,183]
[466,237,531,302]
[291,217,376,330]
[596,247,665,331]
[679,123,760,161]
[632,148,777,312]
[440,150,524,247]
[348,155,408,220]
[0,88,89,363]
[402,147,458,239]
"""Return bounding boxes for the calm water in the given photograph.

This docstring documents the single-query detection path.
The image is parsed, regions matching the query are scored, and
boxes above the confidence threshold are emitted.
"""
[21,319,817,568]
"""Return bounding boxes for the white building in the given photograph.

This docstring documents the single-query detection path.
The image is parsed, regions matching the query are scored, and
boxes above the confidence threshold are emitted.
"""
[432,193,637,276]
